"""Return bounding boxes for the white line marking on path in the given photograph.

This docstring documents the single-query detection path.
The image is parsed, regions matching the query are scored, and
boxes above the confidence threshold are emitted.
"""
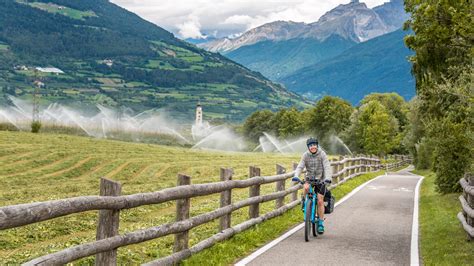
[235,174,387,266]
[410,175,424,266]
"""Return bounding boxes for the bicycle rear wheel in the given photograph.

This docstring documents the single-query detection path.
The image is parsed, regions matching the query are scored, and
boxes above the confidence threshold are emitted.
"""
[305,199,311,242]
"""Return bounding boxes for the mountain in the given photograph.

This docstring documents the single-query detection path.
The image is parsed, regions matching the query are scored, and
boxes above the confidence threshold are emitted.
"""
[200,0,408,80]
[199,21,308,53]
[0,0,308,122]
[200,0,400,54]
[302,0,389,43]
[185,36,217,45]
[373,0,410,30]
[280,29,415,104]
[226,35,355,80]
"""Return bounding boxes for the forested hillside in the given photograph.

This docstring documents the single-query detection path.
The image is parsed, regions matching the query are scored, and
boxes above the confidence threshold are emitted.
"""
[0,0,307,121]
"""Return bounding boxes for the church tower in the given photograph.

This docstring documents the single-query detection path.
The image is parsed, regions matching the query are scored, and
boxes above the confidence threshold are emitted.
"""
[195,102,203,126]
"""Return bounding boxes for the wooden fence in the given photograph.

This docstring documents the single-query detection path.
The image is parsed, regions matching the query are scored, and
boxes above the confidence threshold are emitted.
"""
[458,173,474,241]
[0,155,411,265]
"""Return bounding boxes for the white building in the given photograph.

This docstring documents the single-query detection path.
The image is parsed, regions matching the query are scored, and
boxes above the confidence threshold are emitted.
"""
[35,67,64,74]
[195,103,203,126]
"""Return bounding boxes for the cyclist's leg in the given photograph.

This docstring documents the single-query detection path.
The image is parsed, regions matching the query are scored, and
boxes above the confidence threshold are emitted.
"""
[316,183,326,220]
[316,183,327,233]
[301,182,310,209]
[304,182,310,194]
[317,193,325,220]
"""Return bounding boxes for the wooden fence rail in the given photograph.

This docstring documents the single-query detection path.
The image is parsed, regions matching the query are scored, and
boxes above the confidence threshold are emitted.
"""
[458,173,474,241]
[0,155,411,265]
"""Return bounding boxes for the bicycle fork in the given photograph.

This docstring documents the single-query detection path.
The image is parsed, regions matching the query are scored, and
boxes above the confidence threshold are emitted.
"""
[303,194,318,224]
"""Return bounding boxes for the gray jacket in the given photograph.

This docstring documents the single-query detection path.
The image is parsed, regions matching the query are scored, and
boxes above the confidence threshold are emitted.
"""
[295,149,332,181]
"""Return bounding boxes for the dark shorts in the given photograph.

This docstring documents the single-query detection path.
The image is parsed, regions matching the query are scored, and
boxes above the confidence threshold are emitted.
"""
[306,180,327,196]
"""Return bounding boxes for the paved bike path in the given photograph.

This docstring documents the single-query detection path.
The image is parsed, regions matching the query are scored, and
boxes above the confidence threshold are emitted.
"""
[239,168,422,266]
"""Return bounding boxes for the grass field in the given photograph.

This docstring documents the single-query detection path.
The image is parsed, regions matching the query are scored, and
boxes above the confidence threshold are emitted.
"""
[413,170,473,265]
[0,131,305,264]
[18,1,97,20]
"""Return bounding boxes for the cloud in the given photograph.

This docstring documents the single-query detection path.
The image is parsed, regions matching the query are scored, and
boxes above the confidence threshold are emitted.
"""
[111,0,389,38]
[177,17,204,39]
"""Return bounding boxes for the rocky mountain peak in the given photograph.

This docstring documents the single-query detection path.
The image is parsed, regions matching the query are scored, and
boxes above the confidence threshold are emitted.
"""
[199,0,408,52]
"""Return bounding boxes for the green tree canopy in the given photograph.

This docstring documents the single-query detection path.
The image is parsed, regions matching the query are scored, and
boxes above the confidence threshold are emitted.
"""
[345,100,400,155]
[306,96,353,139]
[243,110,275,142]
[360,93,409,131]
[404,0,473,85]
[274,107,305,138]
[404,0,473,193]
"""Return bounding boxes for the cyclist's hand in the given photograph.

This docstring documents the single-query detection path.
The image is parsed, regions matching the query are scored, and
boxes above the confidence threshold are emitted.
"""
[292,176,301,182]
[324,179,332,184]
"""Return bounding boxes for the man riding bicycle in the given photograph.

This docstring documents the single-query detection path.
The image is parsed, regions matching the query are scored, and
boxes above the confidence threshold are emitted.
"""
[294,137,332,234]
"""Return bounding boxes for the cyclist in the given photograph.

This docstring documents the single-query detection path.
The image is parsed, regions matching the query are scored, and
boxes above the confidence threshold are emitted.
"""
[294,137,332,234]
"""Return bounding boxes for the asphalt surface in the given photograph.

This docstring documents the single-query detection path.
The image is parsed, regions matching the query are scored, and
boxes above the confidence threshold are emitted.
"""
[243,168,421,266]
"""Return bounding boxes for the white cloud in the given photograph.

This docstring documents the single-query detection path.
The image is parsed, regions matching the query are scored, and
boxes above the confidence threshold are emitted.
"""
[177,17,204,39]
[110,0,390,38]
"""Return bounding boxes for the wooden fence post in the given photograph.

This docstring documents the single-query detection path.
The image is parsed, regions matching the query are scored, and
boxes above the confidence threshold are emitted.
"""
[331,159,338,184]
[249,166,261,219]
[292,163,299,202]
[96,177,121,266]
[351,156,356,176]
[220,168,233,231]
[339,156,345,180]
[361,154,366,173]
[174,174,191,253]
[276,164,286,209]
[370,155,375,171]
[467,173,474,239]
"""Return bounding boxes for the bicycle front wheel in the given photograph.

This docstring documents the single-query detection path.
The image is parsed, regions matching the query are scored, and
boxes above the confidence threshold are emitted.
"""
[305,199,311,242]
[312,220,317,237]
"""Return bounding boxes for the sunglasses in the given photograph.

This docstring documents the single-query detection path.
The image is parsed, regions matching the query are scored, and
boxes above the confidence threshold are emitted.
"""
[308,144,318,148]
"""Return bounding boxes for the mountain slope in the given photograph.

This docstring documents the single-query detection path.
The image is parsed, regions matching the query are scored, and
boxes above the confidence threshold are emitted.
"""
[225,35,355,80]
[200,0,398,54]
[0,0,308,122]
[302,0,389,43]
[199,21,308,53]
[200,0,408,82]
[373,0,410,30]
[280,29,415,104]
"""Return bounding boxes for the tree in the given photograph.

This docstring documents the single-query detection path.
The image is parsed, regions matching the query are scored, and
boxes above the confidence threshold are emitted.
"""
[306,96,353,139]
[404,0,473,193]
[360,93,408,131]
[274,107,305,138]
[402,97,427,166]
[344,101,400,155]
[243,110,275,142]
[426,71,473,193]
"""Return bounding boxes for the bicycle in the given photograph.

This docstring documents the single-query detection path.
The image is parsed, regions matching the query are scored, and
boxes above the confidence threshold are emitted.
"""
[292,177,330,242]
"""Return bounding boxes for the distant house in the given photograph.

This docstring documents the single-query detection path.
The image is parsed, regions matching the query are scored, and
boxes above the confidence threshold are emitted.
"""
[34,80,45,88]
[101,59,114,67]
[58,6,66,10]
[35,67,65,75]
[14,65,28,71]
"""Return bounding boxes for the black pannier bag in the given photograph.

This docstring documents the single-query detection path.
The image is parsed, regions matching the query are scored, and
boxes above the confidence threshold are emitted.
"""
[324,190,335,214]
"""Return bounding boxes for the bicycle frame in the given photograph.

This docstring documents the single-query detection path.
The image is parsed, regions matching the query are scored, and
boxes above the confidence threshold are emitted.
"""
[303,184,318,224]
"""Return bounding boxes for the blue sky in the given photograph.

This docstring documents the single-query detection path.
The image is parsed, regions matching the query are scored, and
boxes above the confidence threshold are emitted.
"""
[111,0,389,39]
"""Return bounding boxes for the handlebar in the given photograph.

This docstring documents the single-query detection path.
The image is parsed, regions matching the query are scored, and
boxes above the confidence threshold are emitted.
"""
[291,177,331,185]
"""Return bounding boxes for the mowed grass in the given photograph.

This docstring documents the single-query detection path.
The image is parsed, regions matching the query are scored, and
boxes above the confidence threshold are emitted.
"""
[413,170,473,265]
[0,131,304,264]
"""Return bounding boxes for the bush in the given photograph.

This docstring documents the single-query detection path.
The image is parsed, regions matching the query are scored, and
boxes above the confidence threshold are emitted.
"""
[431,119,471,193]
[31,121,41,133]
[415,138,434,170]
[0,122,18,131]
